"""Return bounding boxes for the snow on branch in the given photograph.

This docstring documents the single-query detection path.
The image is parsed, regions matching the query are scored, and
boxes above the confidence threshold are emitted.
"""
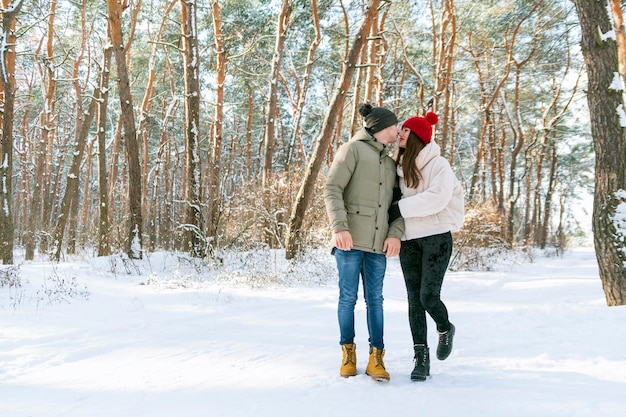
[609,72,625,91]
[598,26,616,42]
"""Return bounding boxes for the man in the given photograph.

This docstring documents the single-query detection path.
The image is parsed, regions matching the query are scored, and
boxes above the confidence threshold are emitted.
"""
[324,103,404,381]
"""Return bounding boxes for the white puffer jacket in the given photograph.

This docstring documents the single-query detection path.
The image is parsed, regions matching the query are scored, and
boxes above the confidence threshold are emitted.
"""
[397,141,464,240]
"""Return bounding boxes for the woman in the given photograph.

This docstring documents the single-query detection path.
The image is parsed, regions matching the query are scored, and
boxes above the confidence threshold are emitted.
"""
[388,112,464,381]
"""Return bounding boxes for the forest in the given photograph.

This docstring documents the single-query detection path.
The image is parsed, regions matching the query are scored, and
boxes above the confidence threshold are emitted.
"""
[0,0,625,303]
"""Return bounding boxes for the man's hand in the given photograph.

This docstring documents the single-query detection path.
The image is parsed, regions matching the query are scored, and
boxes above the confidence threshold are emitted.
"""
[333,230,353,251]
[383,237,401,258]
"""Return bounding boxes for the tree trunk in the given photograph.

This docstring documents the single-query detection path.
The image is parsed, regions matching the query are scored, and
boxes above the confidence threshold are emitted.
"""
[610,0,626,75]
[16,84,32,248]
[431,0,457,157]
[573,0,626,306]
[140,0,175,250]
[538,62,580,249]
[350,42,366,137]
[154,98,178,250]
[261,0,291,187]
[0,0,23,264]
[540,138,558,249]
[51,0,93,260]
[522,139,536,243]
[285,0,321,171]
[77,138,96,252]
[51,89,97,261]
[363,15,378,103]
[207,0,226,246]
[24,0,54,260]
[180,0,203,257]
[97,45,113,256]
[107,0,143,259]
[284,0,384,259]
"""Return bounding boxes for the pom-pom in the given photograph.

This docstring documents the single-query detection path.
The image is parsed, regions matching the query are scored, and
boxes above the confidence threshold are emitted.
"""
[425,112,439,126]
[358,103,373,117]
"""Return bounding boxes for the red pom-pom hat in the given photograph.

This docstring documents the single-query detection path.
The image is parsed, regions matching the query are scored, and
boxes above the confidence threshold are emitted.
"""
[402,112,439,144]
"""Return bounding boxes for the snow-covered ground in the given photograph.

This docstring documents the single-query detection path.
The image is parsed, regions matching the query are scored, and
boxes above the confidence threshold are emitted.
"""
[1,246,624,417]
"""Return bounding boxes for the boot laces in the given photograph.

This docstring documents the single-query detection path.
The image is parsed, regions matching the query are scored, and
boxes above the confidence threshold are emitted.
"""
[439,331,451,346]
[373,349,385,368]
[343,347,355,366]
[414,348,428,366]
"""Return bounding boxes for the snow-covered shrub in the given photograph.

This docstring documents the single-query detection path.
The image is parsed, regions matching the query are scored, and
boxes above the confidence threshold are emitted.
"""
[0,265,21,288]
[450,203,512,271]
[220,174,329,251]
[142,246,336,289]
[36,272,90,305]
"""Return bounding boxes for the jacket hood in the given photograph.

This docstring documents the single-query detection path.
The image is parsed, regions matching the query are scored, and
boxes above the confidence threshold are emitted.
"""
[416,141,441,169]
[398,141,441,178]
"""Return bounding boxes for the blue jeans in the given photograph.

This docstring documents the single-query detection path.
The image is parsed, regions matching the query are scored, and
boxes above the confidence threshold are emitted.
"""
[334,248,386,350]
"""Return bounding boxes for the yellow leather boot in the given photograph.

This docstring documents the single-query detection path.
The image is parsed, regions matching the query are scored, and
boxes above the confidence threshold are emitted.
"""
[340,343,357,377]
[365,347,390,381]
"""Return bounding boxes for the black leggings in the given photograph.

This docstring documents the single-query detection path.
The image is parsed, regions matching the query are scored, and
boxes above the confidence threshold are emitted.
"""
[399,232,453,346]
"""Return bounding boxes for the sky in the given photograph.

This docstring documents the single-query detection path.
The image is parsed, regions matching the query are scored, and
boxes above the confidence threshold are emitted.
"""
[1,245,625,417]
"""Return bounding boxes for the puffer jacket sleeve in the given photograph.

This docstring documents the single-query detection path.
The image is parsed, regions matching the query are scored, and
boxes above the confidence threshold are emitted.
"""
[387,215,405,240]
[398,158,454,218]
[324,143,356,233]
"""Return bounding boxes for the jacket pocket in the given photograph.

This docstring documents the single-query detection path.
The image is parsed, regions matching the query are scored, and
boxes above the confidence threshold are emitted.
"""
[346,204,376,247]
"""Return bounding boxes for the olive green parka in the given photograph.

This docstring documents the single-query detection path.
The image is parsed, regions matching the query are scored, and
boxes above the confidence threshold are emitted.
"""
[324,128,405,254]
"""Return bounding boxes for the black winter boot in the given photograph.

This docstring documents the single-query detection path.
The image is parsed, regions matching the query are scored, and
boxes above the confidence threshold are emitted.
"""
[436,323,455,360]
[411,344,430,381]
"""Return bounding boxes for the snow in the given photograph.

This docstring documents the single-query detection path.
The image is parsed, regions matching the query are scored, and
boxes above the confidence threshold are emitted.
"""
[130,227,142,259]
[617,104,626,127]
[598,26,616,42]
[610,189,626,258]
[609,72,624,91]
[1,246,625,417]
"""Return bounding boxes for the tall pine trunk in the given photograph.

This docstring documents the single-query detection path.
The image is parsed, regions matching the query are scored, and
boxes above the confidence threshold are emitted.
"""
[180,0,203,257]
[107,0,143,259]
[51,0,93,261]
[261,0,291,187]
[573,0,626,306]
[51,93,96,261]
[25,0,54,260]
[207,0,226,247]
[97,45,113,257]
[0,0,23,264]
[285,0,321,171]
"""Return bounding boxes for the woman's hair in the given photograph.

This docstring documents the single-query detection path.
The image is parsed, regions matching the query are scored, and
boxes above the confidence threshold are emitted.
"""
[396,130,426,189]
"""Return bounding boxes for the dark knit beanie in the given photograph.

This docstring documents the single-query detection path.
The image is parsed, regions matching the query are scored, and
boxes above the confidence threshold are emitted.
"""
[359,103,398,134]
[402,112,439,144]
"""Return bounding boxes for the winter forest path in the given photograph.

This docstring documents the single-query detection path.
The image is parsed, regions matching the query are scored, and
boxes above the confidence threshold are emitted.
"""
[1,247,624,417]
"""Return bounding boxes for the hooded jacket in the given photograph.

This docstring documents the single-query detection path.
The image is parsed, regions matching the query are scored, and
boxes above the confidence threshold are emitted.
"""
[397,141,464,240]
[324,128,405,253]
